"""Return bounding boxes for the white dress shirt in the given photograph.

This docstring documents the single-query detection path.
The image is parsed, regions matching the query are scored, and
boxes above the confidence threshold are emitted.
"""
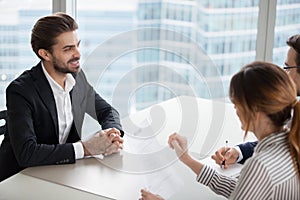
[42,63,84,159]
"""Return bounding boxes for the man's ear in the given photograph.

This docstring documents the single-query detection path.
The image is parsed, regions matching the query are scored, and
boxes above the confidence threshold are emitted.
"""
[38,49,51,61]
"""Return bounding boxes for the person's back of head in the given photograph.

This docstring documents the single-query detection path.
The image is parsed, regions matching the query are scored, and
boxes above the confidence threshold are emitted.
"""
[229,61,300,179]
[31,12,78,60]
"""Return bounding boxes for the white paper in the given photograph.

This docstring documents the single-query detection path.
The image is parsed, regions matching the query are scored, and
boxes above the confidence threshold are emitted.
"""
[200,156,243,178]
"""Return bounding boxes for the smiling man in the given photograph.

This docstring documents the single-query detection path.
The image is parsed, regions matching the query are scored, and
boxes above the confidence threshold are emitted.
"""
[0,13,124,182]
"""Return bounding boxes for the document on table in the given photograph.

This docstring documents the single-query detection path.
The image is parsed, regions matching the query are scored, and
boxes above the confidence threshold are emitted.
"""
[199,156,243,178]
[121,117,185,199]
[143,167,184,200]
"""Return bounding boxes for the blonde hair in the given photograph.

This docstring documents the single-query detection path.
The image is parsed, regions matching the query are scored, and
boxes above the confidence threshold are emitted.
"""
[229,61,300,178]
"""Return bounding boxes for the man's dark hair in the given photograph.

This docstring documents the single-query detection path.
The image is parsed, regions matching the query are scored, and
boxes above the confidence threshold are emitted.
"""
[286,34,300,68]
[31,12,78,60]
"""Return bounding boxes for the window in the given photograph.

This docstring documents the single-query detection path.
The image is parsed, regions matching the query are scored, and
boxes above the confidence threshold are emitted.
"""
[1,0,299,118]
[272,1,300,66]
[76,0,260,118]
[0,0,51,109]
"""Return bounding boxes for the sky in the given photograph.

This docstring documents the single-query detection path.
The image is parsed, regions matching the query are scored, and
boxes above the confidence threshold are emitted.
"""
[77,0,138,11]
[0,0,50,24]
[0,0,138,24]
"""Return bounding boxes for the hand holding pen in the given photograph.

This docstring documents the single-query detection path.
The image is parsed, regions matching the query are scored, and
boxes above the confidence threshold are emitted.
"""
[221,141,228,168]
[211,141,240,169]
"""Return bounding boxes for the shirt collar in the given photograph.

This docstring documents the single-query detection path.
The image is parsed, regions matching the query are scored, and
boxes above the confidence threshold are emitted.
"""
[41,62,75,93]
[255,128,289,153]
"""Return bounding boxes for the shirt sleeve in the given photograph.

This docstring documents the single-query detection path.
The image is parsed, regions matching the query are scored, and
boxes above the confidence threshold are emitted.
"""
[237,141,258,164]
[72,142,84,159]
[196,165,237,198]
[233,146,243,163]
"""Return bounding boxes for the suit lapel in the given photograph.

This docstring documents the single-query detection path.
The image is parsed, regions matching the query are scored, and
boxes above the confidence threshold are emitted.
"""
[30,62,59,138]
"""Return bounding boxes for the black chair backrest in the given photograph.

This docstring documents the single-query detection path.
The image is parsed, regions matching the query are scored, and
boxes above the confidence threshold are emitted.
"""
[0,110,7,135]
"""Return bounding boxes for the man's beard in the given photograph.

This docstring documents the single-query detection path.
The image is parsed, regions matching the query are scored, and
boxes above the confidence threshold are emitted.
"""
[53,57,80,74]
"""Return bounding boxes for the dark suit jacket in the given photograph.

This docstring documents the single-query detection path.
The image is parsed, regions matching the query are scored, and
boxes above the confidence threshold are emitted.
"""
[0,62,123,181]
[237,141,258,164]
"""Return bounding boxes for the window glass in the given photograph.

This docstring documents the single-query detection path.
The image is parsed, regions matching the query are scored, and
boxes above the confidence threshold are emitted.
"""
[0,0,51,109]
[77,0,260,119]
[272,1,300,66]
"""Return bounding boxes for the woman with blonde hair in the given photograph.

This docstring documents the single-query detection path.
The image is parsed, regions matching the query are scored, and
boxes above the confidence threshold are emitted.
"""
[140,61,300,199]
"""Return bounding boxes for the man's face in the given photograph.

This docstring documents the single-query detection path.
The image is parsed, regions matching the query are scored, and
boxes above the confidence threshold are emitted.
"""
[285,47,300,95]
[49,31,81,74]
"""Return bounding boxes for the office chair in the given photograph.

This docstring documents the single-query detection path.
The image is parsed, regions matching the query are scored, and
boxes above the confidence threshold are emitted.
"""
[0,110,7,136]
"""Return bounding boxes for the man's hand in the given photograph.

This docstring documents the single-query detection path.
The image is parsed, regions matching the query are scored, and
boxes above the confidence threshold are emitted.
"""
[211,146,239,168]
[82,128,123,156]
[102,128,123,156]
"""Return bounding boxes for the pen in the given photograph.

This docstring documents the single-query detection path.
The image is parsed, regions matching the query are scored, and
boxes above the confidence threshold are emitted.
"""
[222,140,228,168]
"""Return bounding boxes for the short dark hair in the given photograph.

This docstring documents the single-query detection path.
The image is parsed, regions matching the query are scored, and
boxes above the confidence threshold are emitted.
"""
[286,34,300,67]
[31,12,78,60]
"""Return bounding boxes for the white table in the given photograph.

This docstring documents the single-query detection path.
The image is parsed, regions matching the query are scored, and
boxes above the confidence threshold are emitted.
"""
[0,96,255,200]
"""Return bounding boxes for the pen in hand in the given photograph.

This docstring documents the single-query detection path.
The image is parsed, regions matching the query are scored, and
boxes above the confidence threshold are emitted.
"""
[221,140,228,169]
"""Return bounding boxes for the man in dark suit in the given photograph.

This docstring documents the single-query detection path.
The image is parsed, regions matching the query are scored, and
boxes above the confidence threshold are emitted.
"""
[212,34,300,167]
[0,13,124,182]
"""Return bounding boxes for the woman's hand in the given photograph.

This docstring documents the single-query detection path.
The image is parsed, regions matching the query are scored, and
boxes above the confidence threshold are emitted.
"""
[211,146,239,168]
[168,132,189,162]
[139,189,164,200]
